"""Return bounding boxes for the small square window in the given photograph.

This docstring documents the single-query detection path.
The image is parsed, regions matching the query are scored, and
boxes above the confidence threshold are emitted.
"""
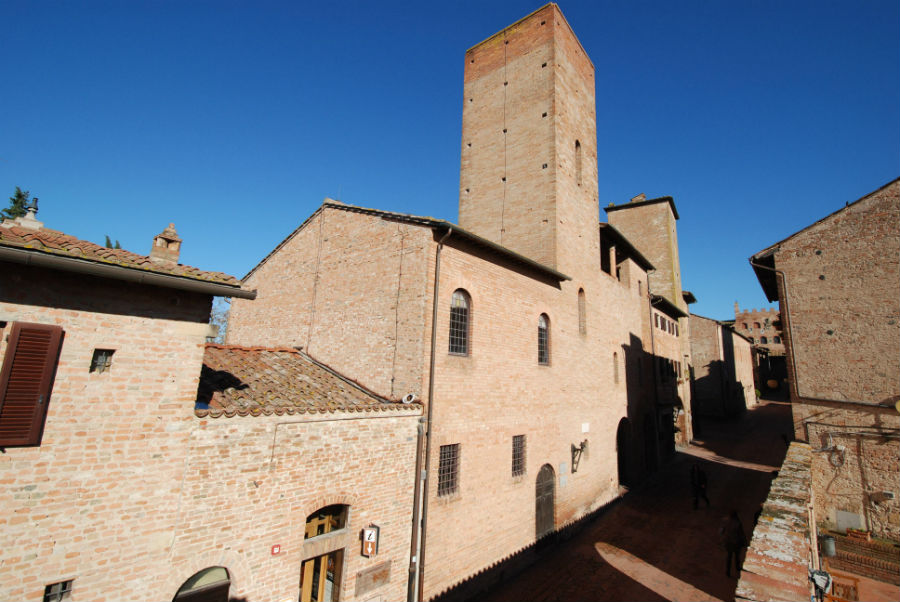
[90,349,114,373]
[512,435,526,477]
[43,580,73,602]
[438,444,460,496]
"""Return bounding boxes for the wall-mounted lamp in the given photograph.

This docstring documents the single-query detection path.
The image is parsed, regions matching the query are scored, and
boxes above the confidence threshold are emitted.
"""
[571,439,588,473]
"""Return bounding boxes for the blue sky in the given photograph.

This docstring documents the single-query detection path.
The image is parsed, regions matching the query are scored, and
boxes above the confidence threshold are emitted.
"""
[3,0,898,320]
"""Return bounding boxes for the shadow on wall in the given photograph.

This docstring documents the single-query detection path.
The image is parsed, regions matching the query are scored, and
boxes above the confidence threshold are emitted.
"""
[195,366,247,410]
[691,359,749,419]
[430,495,621,602]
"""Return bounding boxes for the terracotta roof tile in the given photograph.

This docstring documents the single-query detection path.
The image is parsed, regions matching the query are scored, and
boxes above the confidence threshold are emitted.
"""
[0,222,239,285]
[195,344,420,418]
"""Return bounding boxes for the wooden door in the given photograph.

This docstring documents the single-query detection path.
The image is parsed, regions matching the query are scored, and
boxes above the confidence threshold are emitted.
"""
[535,464,555,539]
[300,550,342,602]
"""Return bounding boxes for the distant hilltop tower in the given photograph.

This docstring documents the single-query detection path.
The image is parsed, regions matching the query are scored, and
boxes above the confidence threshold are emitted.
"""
[458,3,599,276]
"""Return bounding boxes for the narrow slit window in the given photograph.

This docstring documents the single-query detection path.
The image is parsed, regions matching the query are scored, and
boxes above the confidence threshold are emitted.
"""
[575,140,582,186]
[438,444,460,496]
[613,352,619,384]
[512,435,526,477]
[577,289,586,335]
[538,314,550,365]
[449,290,470,355]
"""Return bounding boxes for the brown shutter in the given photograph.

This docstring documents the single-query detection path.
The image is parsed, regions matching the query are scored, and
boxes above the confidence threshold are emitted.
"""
[0,322,64,447]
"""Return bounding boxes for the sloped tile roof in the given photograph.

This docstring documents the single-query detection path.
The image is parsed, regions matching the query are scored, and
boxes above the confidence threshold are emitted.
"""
[195,344,419,418]
[0,222,240,285]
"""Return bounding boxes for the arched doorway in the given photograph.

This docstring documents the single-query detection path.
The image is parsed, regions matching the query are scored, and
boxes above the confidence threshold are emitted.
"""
[616,418,632,487]
[173,567,230,602]
[535,464,555,539]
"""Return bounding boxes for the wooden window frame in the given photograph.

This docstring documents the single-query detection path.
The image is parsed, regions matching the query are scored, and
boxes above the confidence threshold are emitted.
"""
[0,322,64,447]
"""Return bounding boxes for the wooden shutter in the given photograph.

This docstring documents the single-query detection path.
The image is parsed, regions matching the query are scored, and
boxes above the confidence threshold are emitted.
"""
[0,322,64,447]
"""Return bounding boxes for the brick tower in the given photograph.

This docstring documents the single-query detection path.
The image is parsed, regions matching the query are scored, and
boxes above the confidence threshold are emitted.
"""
[458,3,598,275]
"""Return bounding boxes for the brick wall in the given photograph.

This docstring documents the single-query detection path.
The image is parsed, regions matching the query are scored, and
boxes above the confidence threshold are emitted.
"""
[771,179,900,541]
[420,237,646,598]
[0,264,211,601]
[0,263,422,601]
[168,409,420,602]
[228,206,432,401]
[690,315,756,417]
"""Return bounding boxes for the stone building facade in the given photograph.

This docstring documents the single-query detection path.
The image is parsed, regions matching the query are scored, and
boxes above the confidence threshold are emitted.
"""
[0,209,421,602]
[689,313,755,417]
[228,4,696,599]
[733,304,785,355]
[751,177,900,541]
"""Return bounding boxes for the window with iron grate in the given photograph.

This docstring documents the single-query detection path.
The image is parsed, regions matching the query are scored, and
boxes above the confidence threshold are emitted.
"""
[43,580,73,602]
[512,435,526,477]
[538,314,550,365]
[449,290,470,355]
[438,443,460,496]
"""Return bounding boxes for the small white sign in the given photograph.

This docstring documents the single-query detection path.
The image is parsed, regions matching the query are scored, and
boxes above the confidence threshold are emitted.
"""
[582,423,590,433]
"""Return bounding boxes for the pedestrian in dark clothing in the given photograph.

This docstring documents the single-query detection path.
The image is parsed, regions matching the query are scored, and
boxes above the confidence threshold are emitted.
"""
[690,463,710,509]
[720,510,748,577]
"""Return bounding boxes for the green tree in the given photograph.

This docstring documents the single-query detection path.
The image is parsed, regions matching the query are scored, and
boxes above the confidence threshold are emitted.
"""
[2,186,31,220]
[104,235,122,249]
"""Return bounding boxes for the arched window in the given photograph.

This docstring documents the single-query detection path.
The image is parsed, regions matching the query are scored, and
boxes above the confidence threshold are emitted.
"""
[449,289,471,355]
[173,568,230,602]
[760,336,768,344]
[577,289,586,335]
[305,504,349,539]
[754,322,761,329]
[774,336,781,344]
[574,140,582,187]
[538,314,550,365]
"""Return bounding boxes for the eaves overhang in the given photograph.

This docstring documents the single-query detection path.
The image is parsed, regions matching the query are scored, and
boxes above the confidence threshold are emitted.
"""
[0,246,257,299]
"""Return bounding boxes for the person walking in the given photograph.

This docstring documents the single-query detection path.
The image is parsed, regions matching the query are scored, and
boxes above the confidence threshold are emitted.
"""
[720,510,748,577]
[690,462,710,509]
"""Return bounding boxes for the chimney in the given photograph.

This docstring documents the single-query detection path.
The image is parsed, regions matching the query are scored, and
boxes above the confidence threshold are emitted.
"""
[150,223,182,264]
[11,197,43,230]
[630,193,646,203]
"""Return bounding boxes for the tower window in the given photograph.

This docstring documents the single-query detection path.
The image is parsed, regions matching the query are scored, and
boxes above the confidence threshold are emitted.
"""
[90,349,115,373]
[575,140,582,187]
[578,289,586,335]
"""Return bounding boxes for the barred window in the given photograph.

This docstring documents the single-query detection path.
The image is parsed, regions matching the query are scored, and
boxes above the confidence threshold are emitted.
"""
[577,289,586,335]
[538,314,550,365]
[43,581,73,602]
[512,435,526,477]
[449,290,470,355]
[438,444,460,496]
[90,349,114,373]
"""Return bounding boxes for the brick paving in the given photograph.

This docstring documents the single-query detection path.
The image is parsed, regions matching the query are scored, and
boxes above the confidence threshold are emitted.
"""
[480,400,794,602]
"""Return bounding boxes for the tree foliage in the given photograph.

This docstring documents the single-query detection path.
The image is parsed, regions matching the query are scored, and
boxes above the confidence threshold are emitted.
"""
[208,297,231,344]
[2,187,31,220]
[104,235,122,249]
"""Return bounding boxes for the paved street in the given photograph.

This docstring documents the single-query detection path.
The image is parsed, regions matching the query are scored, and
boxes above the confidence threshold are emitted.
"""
[481,400,794,602]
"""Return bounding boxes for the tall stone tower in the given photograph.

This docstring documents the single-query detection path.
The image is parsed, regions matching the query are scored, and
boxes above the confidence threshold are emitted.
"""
[606,195,687,311]
[458,3,598,275]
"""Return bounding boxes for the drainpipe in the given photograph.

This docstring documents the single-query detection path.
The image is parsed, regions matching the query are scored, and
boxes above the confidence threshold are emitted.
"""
[749,259,885,408]
[412,227,452,602]
[406,417,426,602]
